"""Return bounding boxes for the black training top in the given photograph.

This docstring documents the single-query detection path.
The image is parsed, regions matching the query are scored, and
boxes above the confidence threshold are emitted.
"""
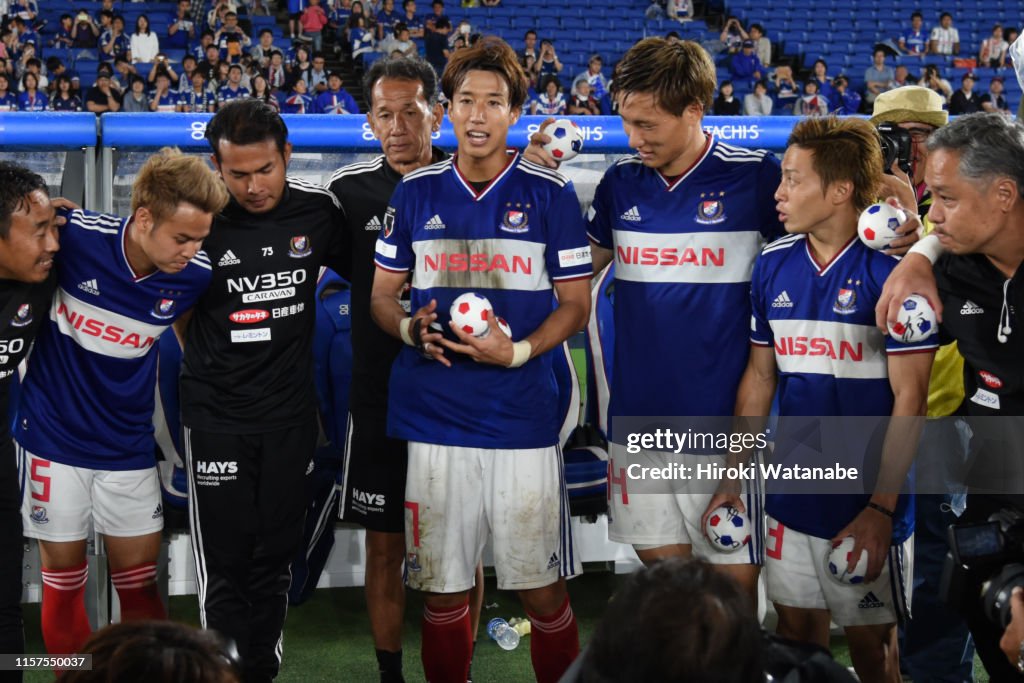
[180,178,347,433]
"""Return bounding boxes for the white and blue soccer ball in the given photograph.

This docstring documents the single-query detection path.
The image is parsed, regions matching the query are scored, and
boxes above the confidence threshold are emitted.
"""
[450,292,493,337]
[887,294,938,344]
[857,202,907,250]
[704,505,751,553]
[542,118,584,162]
[826,536,869,585]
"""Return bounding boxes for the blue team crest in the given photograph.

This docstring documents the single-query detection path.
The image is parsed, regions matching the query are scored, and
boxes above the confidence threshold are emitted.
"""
[696,200,726,224]
[30,505,48,524]
[10,303,32,327]
[151,298,176,320]
[501,210,529,234]
[406,552,422,572]
[833,288,857,315]
[383,209,395,238]
[289,235,312,258]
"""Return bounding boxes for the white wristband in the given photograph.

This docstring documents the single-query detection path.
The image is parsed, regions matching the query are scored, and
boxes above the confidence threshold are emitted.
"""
[907,233,944,265]
[399,317,414,346]
[508,341,532,368]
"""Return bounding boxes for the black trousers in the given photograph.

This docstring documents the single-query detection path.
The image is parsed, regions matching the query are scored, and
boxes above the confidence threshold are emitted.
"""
[0,439,23,683]
[183,418,317,683]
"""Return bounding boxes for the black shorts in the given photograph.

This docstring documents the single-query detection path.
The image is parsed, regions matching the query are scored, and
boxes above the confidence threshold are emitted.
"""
[339,411,408,533]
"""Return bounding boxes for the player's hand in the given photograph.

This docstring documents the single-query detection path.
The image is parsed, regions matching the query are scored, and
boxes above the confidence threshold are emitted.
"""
[880,162,917,219]
[441,312,513,366]
[523,117,559,169]
[882,199,922,256]
[875,250,941,332]
[50,197,81,227]
[1000,587,1024,666]
[700,478,745,536]
[411,300,450,367]
[831,506,891,582]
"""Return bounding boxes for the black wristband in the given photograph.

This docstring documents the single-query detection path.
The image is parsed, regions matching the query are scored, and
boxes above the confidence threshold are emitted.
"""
[867,501,894,518]
[410,317,430,357]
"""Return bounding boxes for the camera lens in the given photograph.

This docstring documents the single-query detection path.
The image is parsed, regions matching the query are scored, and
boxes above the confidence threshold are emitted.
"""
[983,563,1024,627]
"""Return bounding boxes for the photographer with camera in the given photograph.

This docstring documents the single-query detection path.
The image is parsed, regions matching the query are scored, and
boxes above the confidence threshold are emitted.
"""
[870,84,978,683]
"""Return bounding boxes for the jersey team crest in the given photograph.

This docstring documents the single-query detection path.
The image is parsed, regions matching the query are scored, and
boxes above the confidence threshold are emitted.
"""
[11,303,32,327]
[289,235,312,258]
[501,209,529,234]
[151,298,176,320]
[696,199,726,224]
[832,287,857,315]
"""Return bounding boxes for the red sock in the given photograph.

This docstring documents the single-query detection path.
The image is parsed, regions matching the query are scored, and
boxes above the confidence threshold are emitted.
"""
[41,563,91,655]
[527,596,579,683]
[421,601,472,683]
[111,561,166,621]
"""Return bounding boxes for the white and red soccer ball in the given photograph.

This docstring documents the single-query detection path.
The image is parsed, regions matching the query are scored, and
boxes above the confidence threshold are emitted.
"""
[857,202,907,250]
[704,505,751,553]
[887,294,938,344]
[450,293,493,337]
[542,118,584,162]
[826,536,869,585]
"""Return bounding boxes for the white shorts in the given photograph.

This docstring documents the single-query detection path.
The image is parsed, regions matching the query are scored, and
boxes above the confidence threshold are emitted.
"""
[404,442,581,593]
[607,444,765,566]
[765,515,913,627]
[18,445,163,542]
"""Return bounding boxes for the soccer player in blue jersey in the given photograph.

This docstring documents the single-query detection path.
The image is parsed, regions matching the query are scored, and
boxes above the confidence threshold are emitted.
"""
[371,37,591,683]
[583,38,784,599]
[16,149,228,657]
[736,117,935,682]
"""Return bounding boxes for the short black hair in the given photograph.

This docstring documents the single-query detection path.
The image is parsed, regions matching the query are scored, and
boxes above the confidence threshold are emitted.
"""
[228,63,242,73]
[940,11,952,19]
[206,99,289,162]
[0,162,48,239]
[911,11,922,19]
[259,28,273,36]
[363,55,439,107]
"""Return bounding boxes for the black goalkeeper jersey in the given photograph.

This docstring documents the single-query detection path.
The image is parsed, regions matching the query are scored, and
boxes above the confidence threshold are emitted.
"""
[326,149,446,415]
[180,178,348,432]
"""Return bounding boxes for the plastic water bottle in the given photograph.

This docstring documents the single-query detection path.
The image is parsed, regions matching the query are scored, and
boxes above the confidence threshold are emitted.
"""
[487,617,521,650]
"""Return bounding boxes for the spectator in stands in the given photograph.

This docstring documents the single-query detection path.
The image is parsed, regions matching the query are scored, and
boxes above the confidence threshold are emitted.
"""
[101,15,130,63]
[314,71,358,113]
[712,79,741,114]
[51,14,74,58]
[85,69,120,113]
[349,15,375,63]
[448,19,473,50]
[215,12,251,56]
[95,9,114,48]
[770,64,800,114]
[425,0,450,38]
[307,52,329,92]
[198,43,223,84]
[16,70,43,110]
[533,76,565,115]
[265,49,287,91]
[282,76,313,113]
[130,15,160,64]
[575,54,608,101]
[328,0,353,52]
[249,73,278,111]
[667,0,693,23]
[899,12,928,57]
[892,64,911,87]
[217,63,250,108]
[719,16,747,54]
[150,71,179,111]
[948,72,981,114]
[207,0,232,33]
[808,58,834,101]
[729,39,763,84]
[979,24,1008,68]
[863,47,894,104]
[400,0,423,38]
[166,0,195,51]
[45,57,77,95]
[929,12,959,55]
[743,79,772,115]
[178,54,198,92]
[381,23,417,57]
[795,78,827,115]
[16,54,43,91]
[193,30,214,62]
[213,60,231,90]
[147,54,180,91]
[250,29,277,69]
[0,72,13,110]
[830,74,861,114]
[111,55,137,92]
[568,79,599,115]
[533,39,562,88]
[12,17,37,55]
[289,44,312,84]
[980,75,1011,115]
[179,70,215,111]
[287,0,303,40]
[47,73,80,111]
[918,63,952,102]
[375,0,400,40]
[749,23,771,67]
[120,75,149,112]
[301,0,330,53]
[519,29,538,67]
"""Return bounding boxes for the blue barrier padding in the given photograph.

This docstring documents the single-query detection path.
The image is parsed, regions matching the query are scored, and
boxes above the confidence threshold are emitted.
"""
[0,113,98,149]
[100,114,801,152]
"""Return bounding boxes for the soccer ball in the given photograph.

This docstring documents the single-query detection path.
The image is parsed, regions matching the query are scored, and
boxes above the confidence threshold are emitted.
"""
[887,294,937,343]
[496,316,512,338]
[826,536,868,585]
[704,505,751,553]
[857,202,907,250]
[450,292,493,337]
[542,118,584,162]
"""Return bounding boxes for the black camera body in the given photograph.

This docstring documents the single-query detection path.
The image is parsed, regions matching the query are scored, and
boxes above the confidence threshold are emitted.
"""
[940,508,1024,627]
[877,123,912,175]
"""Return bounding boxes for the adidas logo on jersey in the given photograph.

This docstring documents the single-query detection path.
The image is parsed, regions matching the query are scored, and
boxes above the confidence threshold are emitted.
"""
[218,250,241,267]
[424,214,446,230]
[620,206,641,222]
[961,300,984,315]
[858,592,884,609]
[77,279,100,296]
[771,291,794,308]
[364,216,382,231]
